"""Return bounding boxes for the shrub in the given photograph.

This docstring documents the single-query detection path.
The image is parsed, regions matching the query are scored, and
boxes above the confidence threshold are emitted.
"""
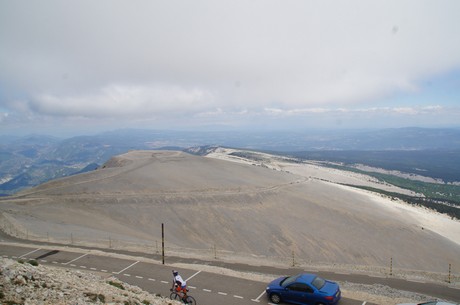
[27,260,38,266]
[107,280,125,290]
[4,301,23,305]
[84,292,105,303]
[98,294,105,302]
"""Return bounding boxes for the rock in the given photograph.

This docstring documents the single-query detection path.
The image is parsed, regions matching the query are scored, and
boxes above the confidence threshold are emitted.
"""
[0,257,180,305]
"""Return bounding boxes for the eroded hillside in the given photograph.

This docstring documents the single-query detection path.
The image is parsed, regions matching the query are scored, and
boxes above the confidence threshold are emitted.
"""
[1,150,459,274]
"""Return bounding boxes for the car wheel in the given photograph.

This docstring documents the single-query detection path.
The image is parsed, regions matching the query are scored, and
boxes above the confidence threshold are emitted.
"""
[269,293,281,304]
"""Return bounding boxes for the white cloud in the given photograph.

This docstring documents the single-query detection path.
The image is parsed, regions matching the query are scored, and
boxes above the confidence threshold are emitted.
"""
[392,107,419,115]
[0,112,8,123]
[196,108,225,117]
[421,105,443,111]
[30,84,215,118]
[0,0,459,133]
[260,105,448,117]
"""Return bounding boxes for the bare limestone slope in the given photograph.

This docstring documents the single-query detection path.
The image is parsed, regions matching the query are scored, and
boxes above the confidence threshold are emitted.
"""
[1,150,459,274]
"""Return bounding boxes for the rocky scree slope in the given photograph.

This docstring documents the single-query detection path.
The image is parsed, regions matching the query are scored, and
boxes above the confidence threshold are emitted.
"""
[0,258,179,305]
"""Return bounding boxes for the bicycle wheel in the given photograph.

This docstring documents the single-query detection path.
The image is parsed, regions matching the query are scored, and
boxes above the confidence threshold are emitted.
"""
[170,292,181,301]
[184,295,196,305]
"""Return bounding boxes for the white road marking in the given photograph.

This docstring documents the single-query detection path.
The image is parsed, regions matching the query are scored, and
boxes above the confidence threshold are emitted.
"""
[115,261,139,274]
[3,247,373,305]
[186,270,202,282]
[124,274,131,277]
[408,279,428,284]
[19,248,41,258]
[136,276,143,279]
[63,253,88,265]
[252,290,266,302]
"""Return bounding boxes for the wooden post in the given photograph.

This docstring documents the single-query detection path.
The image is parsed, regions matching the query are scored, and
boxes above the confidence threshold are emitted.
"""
[161,223,165,265]
[448,263,451,283]
[390,257,393,276]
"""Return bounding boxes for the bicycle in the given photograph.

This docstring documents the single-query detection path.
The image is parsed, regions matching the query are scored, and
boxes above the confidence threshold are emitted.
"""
[170,287,196,305]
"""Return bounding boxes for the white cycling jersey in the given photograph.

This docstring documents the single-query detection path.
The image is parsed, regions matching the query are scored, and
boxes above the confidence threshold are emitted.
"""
[174,274,186,287]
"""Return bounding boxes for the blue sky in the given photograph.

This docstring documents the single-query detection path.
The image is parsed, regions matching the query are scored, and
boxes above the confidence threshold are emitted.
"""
[1,0,460,136]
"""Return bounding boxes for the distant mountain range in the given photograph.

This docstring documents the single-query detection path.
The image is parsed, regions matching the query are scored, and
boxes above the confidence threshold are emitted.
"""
[1,127,460,195]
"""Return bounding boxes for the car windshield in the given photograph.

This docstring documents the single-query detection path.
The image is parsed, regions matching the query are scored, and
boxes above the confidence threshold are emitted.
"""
[311,276,326,290]
[280,275,298,288]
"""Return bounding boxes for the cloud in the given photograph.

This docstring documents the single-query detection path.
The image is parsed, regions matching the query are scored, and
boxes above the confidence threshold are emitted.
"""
[393,107,420,115]
[263,105,450,114]
[0,112,8,123]
[0,0,460,133]
[29,84,215,118]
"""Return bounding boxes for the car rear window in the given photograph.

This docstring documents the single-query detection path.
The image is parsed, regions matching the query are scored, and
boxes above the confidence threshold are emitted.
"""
[281,275,298,287]
[311,276,326,289]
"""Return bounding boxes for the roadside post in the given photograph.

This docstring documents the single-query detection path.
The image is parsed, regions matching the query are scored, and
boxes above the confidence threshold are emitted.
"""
[390,257,393,276]
[448,263,451,283]
[162,223,165,265]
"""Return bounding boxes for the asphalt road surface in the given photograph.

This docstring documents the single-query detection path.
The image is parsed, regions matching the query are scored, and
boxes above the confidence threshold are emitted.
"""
[1,232,459,305]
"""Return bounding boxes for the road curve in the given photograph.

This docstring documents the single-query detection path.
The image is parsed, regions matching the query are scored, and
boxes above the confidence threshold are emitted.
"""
[0,231,459,304]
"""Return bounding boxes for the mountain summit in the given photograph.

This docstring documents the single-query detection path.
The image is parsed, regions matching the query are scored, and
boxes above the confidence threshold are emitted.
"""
[1,150,459,273]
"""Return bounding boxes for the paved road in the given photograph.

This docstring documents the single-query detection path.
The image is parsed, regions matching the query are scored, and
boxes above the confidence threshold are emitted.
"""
[1,231,459,304]
[2,243,373,305]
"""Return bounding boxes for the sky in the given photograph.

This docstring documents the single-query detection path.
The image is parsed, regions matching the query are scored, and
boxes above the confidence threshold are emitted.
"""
[1,0,460,136]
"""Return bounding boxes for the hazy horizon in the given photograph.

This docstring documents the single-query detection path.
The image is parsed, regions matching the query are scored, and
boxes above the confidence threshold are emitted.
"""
[3,125,460,140]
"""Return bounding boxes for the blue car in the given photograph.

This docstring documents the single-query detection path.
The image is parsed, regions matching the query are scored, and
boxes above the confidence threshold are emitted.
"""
[266,273,341,305]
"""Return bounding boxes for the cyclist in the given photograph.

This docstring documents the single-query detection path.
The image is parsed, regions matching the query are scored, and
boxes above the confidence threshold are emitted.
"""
[171,270,188,301]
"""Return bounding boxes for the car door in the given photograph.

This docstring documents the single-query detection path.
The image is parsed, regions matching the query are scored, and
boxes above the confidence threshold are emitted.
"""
[285,282,314,304]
